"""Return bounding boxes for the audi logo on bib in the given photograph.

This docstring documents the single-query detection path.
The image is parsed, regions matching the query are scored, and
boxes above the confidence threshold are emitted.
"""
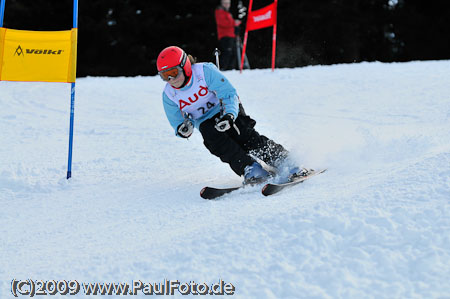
[178,85,209,110]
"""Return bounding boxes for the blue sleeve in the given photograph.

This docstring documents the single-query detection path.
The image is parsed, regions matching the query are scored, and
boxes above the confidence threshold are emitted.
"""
[162,91,185,136]
[203,63,239,119]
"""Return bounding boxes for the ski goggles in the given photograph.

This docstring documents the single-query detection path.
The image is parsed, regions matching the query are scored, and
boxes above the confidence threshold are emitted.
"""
[158,66,182,81]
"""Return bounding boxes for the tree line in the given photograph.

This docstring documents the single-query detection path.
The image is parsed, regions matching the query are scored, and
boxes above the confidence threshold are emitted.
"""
[2,0,449,77]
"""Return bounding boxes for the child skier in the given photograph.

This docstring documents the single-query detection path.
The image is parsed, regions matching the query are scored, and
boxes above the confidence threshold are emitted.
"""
[157,46,305,184]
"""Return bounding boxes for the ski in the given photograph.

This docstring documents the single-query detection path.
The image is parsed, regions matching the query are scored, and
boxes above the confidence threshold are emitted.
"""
[200,186,242,200]
[201,169,326,199]
[261,169,327,196]
[200,178,267,200]
[200,174,274,200]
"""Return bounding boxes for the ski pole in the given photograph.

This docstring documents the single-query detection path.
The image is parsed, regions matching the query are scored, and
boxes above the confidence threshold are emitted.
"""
[180,111,193,140]
[214,48,221,69]
[218,99,240,135]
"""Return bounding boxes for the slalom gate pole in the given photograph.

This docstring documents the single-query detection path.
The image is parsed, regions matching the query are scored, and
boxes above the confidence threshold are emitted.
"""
[67,0,78,179]
[271,0,278,71]
[0,0,6,27]
[67,83,75,179]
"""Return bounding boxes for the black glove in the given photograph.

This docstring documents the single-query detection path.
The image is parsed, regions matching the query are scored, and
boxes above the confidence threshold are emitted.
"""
[215,114,235,132]
[177,119,193,138]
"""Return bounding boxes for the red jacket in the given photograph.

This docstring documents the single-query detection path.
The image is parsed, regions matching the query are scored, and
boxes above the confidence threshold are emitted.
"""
[215,7,236,40]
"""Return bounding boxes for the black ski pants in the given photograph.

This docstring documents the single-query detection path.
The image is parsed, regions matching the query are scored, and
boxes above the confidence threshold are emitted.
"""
[199,106,288,176]
[218,37,237,70]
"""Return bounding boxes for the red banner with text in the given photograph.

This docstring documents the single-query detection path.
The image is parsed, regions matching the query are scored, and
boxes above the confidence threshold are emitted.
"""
[246,3,277,31]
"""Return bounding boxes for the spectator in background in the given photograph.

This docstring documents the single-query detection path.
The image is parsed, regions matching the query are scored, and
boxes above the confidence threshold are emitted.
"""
[215,0,241,70]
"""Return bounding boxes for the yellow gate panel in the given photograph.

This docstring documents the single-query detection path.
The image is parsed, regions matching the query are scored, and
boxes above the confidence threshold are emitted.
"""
[0,27,77,83]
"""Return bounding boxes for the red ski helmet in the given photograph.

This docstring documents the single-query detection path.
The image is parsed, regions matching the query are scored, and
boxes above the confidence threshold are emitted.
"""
[157,46,192,78]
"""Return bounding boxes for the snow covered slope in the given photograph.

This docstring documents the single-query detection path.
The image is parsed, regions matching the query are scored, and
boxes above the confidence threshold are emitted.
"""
[1,61,449,298]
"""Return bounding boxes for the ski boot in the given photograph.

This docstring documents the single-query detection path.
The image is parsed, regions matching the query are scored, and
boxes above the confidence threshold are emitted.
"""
[244,162,271,185]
